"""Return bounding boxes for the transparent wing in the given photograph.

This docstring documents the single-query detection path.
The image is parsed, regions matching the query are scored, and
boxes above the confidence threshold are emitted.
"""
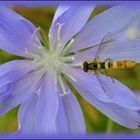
[95,32,113,60]
[95,73,140,110]
[96,73,115,98]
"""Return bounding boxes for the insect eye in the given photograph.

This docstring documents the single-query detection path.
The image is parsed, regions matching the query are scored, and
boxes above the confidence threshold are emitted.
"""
[82,61,88,72]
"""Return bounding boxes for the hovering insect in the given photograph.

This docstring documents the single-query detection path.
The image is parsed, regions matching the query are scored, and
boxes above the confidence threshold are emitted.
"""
[83,58,136,73]
[82,33,137,98]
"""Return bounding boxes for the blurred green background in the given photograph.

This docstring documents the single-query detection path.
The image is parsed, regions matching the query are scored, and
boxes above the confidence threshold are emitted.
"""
[0,6,140,134]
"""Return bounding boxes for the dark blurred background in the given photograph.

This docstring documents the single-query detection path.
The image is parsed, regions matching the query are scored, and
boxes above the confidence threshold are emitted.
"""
[0,5,140,134]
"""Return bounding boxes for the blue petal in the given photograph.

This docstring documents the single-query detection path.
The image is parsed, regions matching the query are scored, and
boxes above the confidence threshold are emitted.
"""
[74,40,140,64]
[0,60,35,94]
[0,72,40,115]
[56,96,69,134]
[66,67,140,110]
[68,68,140,128]
[98,74,140,109]
[87,97,140,128]
[34,73,59,134]
[61,93,86,134]
[18,73,85,134]
[65,67,111,103]
[18,73,59,134]
[99,40,140,62]
[18,94,38,133]
[0,6,38,57]
[73,5,140,51]
[73,47,97,65]
[49,4,95,48]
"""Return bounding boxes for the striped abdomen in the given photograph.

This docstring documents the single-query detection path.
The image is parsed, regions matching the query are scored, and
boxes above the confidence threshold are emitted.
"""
[99,60,136,69]
[100,60,136,69]
[82,60,136,72]
[112,60,136,69]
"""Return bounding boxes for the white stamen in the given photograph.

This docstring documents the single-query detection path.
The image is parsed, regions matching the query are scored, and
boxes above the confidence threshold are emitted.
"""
[58,74,70,96]
[56,23,63,46]
[48,33,51,38]
[32,66,43,78]
[53,71,58,85]
[59,91,70,96]
[49,33,57,53]
[56,38,75,56]
[62,38,75,54]
[26,26,77,97]
[55,43,63,55]
[38,46,48,57]
[35,88,41,96]
[56,23,61,47]
[55,44,63,55]
[31,27,42,47]
[58,43,61,47]
[32,27,41,37]
[36,44,43,49]
[61,70,76,82]
[71,63,82,68]
[33,58,37,63]
[25,48,40,58]
[60,56,75,62]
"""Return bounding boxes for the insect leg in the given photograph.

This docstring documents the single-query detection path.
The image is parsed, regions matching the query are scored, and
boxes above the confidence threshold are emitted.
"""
[100,69,106,75]
[94,70,100,78]
[88,70,95,75]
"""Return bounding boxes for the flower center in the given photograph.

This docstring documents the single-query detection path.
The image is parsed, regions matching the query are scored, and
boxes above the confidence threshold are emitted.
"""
[25,25,76,96]
[28,46,75,77]
[40,50,62,72]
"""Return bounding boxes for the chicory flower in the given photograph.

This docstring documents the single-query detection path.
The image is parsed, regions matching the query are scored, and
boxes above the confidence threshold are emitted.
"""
[1,4,140,134]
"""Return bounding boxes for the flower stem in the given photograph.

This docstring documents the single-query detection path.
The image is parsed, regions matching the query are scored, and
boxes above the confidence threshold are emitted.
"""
[106,118,113,134]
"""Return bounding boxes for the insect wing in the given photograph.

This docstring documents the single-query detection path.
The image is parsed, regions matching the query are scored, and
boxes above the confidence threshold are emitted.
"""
[97,73,115,98]
[95,32,113,60]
